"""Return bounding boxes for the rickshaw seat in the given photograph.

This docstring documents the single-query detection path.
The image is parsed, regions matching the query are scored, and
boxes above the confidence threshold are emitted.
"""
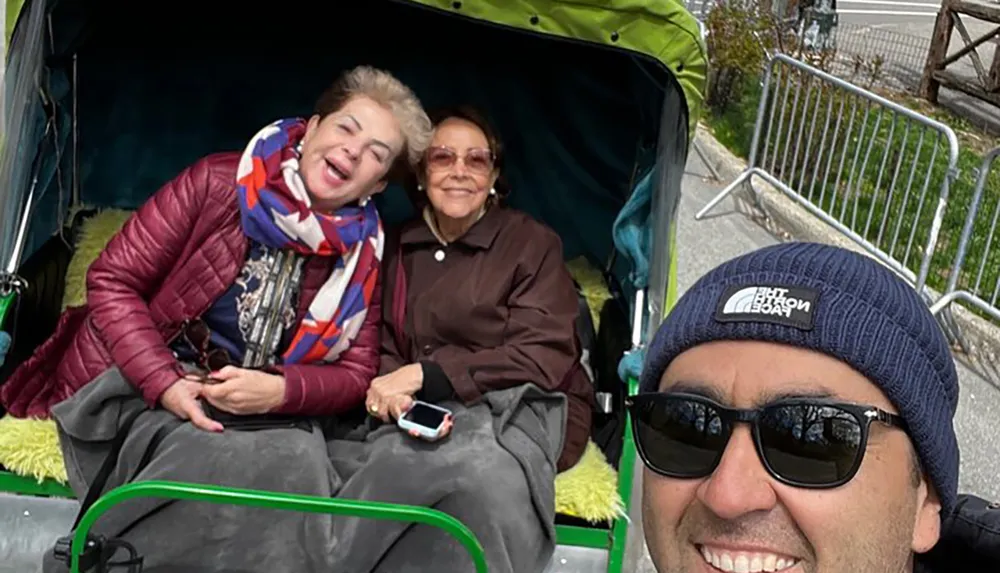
[0,207,627,525]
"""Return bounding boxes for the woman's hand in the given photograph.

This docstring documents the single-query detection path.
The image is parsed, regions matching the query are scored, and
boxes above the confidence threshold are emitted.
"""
[159,374,224,432]
[200,366,287,415]
[366,363,423,422]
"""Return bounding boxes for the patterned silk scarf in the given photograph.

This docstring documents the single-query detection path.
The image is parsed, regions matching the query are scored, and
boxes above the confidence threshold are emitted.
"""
[235,118,383,364]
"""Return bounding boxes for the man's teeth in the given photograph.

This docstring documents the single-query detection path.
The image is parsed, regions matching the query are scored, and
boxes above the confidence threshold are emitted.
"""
[700,546,797,572]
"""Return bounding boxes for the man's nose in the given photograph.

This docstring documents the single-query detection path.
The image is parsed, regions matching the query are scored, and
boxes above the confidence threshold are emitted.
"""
[697,426,779,520]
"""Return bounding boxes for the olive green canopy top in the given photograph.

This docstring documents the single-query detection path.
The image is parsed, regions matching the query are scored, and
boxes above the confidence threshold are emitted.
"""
[404,0,707,138]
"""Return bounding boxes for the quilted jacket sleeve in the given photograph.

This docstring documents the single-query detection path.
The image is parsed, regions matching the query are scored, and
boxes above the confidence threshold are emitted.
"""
[273,272,382,416]
[86,158,215,407]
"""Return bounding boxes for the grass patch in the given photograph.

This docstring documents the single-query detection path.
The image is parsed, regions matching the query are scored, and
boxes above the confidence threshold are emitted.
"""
[707,79,762,160]
[703,72,1000,303]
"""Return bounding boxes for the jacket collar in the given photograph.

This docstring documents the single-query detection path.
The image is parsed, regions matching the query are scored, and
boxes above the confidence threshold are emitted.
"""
[914,494,1000,572]
[399,205,503,250]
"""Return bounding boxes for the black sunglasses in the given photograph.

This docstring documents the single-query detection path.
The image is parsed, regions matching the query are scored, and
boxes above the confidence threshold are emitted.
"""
[626,392,908,488]
[181,319,233,372]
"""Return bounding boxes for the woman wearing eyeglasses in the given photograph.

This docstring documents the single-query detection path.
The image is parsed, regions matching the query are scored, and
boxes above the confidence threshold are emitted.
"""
[324,106,594,573]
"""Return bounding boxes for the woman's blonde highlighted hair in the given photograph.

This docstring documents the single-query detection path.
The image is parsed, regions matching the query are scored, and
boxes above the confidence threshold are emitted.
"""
[315,66,432,172]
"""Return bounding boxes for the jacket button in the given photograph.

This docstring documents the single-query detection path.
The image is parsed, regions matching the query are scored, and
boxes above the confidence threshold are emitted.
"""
[422,344,434,355]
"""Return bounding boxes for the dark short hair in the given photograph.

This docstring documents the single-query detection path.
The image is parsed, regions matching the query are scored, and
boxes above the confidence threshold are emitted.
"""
[403,105,511,209]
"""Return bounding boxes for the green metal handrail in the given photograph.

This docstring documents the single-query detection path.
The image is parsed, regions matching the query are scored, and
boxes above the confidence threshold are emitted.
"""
[69,480,488,573]
[0,291,14,327]
[606,376,639,572]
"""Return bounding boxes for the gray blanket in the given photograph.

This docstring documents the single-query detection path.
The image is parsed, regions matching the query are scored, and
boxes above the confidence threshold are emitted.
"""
[45,367,567,573]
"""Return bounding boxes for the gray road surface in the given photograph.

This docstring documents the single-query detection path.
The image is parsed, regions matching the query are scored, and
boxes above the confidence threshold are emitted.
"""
[837,1,1000,135]
[630,140,1000,572]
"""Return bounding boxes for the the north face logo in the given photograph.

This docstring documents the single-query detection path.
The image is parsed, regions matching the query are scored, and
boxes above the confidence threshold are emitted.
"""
[714,285,819,330]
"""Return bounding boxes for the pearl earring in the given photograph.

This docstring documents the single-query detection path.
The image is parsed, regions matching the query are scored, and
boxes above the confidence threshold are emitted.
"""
[489,188,497,196]
[418,184,424,191]
[359,196,369,207]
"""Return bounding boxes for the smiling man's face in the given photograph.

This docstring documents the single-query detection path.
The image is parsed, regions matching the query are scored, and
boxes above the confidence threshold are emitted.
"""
[641,340,942,573]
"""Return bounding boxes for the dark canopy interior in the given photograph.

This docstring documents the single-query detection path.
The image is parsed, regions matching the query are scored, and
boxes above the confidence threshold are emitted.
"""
[16,0,684,269]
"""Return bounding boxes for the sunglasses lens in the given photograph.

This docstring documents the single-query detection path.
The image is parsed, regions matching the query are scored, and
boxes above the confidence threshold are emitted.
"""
[633,397,729,477]
[758,404,863,485]
[206,349,231,372]
[186,320,211,349]
[426,148,456,170]
[465,149,494,174]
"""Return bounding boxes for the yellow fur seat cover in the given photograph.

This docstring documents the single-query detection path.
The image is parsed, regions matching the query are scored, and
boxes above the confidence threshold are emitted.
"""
[0,210,625,523]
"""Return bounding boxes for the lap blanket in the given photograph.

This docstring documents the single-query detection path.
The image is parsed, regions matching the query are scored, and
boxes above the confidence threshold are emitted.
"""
[0,415,624,523]
[324,382,567,572]
[39,366,568,573]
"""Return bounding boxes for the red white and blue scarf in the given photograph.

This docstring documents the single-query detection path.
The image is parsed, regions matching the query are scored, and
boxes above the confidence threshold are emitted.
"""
[235,118,383,365]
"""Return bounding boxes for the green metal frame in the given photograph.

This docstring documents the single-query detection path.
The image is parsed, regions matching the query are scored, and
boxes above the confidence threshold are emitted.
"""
[0,291,13,327]
[0,472,487,571]
[0,470,73,496]
[67,480,487,573]
[608,376,640,570]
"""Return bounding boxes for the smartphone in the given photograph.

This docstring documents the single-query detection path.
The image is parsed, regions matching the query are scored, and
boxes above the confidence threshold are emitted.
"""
[397,400,452,441]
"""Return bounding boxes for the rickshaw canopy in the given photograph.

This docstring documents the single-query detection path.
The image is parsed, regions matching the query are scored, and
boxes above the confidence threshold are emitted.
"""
[0,0,706,329]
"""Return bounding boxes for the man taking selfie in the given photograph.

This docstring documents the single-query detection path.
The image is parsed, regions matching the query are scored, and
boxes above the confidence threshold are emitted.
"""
[633,242,999,572]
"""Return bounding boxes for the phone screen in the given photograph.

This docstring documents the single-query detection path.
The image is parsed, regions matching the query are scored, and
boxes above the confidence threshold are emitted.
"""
[402,403,447,429]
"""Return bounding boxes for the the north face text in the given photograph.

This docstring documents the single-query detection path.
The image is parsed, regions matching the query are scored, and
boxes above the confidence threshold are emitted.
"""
[714,284,820,330]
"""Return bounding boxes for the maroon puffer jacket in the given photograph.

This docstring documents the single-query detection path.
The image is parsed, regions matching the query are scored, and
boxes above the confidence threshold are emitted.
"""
[0,152,381,418]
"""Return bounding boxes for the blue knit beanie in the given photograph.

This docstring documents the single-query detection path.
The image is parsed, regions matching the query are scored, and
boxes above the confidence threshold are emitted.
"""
[640,242,960,512]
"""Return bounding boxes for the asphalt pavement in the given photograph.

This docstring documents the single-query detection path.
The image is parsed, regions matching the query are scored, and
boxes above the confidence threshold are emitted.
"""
[631,136,1000,572]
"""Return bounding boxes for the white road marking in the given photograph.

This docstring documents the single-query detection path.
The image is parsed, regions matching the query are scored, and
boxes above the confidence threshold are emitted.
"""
[839,0,940,6]
[838,9,939,15]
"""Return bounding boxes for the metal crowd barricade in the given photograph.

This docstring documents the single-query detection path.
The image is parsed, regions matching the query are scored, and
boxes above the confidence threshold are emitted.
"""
[930,147,1000,320]
[696,53,960,292]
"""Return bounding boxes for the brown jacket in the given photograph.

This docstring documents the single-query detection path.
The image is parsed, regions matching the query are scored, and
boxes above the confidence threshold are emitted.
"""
[380,206,593,471]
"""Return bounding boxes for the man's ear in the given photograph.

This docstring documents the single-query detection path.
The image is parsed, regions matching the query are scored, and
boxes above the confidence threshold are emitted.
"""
[912,474,943,554]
